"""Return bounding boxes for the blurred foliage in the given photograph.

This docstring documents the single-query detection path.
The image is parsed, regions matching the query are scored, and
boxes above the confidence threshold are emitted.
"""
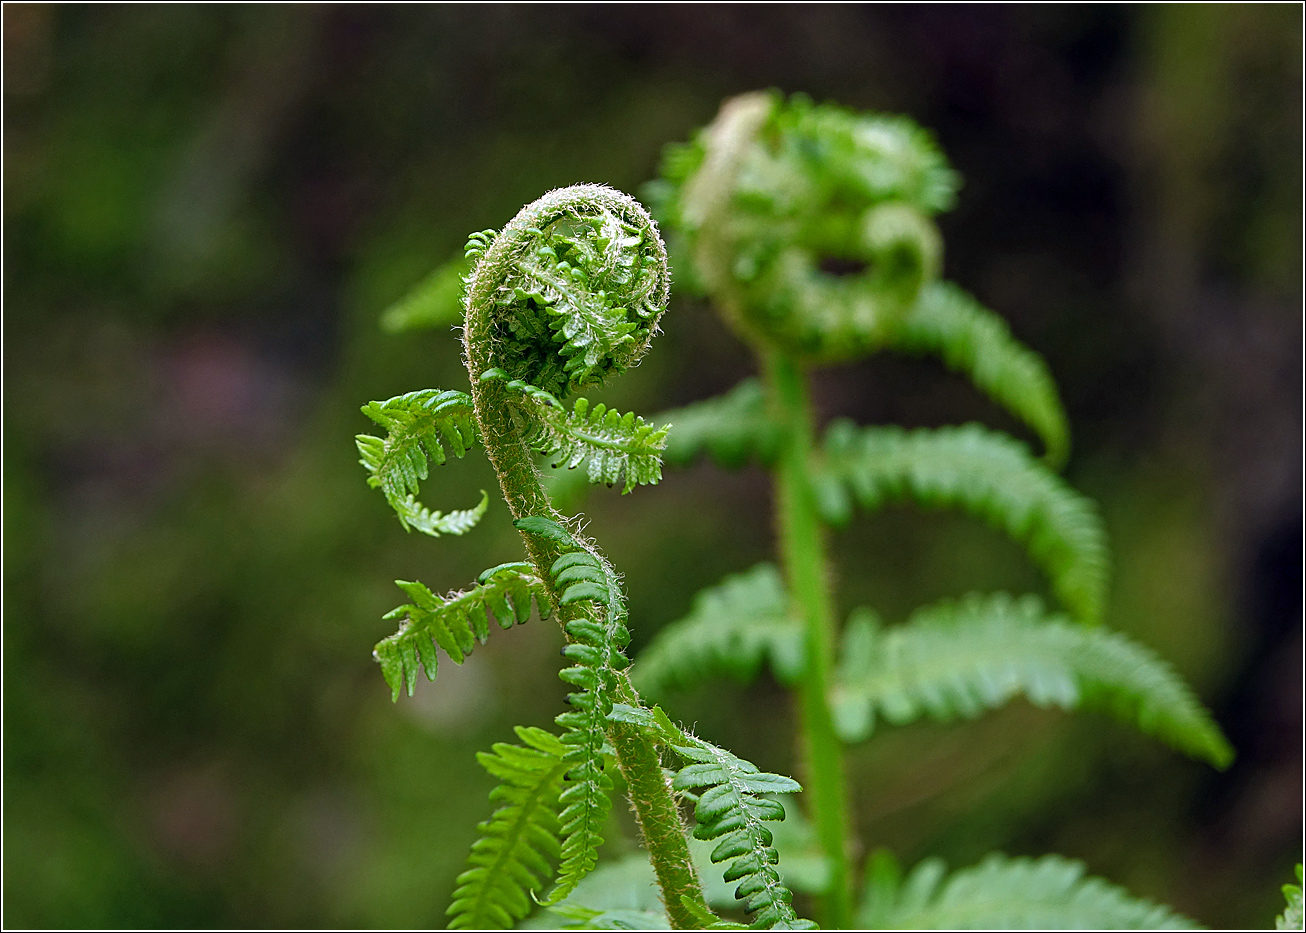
[3,5,1300,929]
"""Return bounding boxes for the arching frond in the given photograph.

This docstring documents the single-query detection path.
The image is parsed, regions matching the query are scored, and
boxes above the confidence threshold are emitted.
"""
[373,562,549,701]
[830,593,1232,767]
[672,739,813,930]
[632,563,803,699]
[448,726,569,930]
[379,255,472,334]
[658,378,782,469]
[818,421,1108,625]
[482,369,668,493]
[356,389,485,536]
[887,282,1070,467]
[514,516,630,904]
[858,850,1200,930]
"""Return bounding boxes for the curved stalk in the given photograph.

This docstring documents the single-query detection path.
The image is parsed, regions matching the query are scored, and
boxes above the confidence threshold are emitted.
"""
[763,349,854,928]
[462,196,708,928]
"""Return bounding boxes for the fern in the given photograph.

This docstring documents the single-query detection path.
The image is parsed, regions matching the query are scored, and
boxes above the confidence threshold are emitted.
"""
[658,378,782,469]
[514,515,631,905]
[830,593,1232,767]
[373,562,550,701]
[481,201,667,398]
[481,368,669,493]
[448,726,570,929]
[1279,865,1304,932]
[356,388,486,535]
[608,703,813,930]
[886,281,1070,467]
[858,851,1200,930]
[817,421,1109,625]
[632,563,804,698]
[537,852,672,930]
[671,738,812,930]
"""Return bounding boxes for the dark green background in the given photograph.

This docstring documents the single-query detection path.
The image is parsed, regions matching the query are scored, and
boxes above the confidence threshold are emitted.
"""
[4,5,1300,928]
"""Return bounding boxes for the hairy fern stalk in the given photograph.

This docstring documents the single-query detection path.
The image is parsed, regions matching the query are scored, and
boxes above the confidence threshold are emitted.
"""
[630,90,1235,928]
[356,185,813,930]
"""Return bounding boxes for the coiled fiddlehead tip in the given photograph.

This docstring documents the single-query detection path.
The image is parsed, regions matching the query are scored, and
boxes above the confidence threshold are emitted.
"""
[462,184,670,399]
[660,90,958,361]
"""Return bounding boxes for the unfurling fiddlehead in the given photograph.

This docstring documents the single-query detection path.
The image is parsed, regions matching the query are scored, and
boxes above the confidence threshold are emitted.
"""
[635,91,1231,928]
[358,184,809,930]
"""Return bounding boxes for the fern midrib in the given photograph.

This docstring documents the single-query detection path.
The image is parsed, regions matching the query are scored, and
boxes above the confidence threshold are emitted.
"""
[704,743,798,924]
[546,416,655,455]
[464,757,569,924]
[841,626,1078,709]
[516,258,617,335]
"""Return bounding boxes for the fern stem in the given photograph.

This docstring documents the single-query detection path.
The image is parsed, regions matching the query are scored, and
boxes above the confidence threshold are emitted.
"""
[465,257,709,929]
[611,678,706,931]
[763,349,854,928]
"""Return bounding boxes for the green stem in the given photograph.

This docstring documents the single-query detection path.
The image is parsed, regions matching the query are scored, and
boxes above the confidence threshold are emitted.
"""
[762,349,854,928]
[465,334,707,929]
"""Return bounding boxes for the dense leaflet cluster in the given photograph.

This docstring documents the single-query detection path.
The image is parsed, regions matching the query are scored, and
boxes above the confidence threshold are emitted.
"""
[650,90,955,360]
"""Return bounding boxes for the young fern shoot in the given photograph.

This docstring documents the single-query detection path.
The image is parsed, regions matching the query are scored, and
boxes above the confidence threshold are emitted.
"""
[637,91,1232,928]
[356,184,812,930]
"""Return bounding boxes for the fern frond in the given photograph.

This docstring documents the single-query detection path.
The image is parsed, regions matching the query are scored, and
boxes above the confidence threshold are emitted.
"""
[1278,864,1304,932]
[658,378,782,469]
[830,593,1232,767]
[606,704,812,929]
[356,388,484,535]
[671,738,814,930]
[632,563,803,699]
[818,421,1108,625]
[448,726,569,929]
[858,850,1200,929]
[379,255,472,334]
[515,516,630,904]
[373,563,549,701]
[481,369,668,493]
[886,281,1070,466]
[477,194,668,398]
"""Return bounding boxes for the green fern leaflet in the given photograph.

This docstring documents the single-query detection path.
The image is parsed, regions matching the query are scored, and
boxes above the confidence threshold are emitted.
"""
[886,282,1070,467]
[448,726,569,929]
[817,421,1108,625]
[858,851,1200,929]
[356,388,487,535]
[830,592,1232,767]
[514,515,632,905]
[632,563,804,698]
[482,369,668,493]
[373,563,549,701]
[658,377,782,469]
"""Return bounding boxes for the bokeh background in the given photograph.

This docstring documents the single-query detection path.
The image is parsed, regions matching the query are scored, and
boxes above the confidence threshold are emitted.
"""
[4,5,1301,928]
